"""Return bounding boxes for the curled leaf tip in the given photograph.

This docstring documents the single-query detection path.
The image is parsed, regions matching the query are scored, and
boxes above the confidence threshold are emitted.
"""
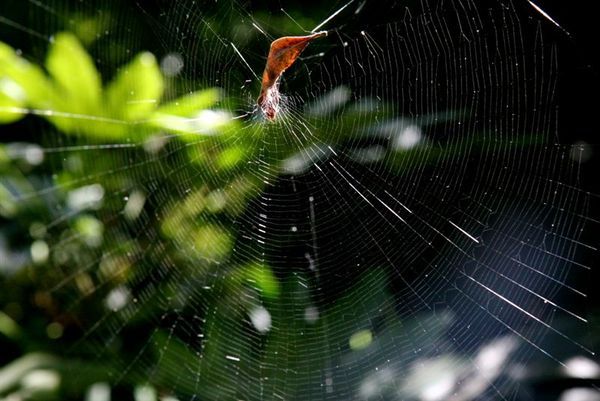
[257,32,327,120]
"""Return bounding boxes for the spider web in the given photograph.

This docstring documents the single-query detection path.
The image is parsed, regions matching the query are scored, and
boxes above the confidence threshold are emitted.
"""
[0,0,597,400]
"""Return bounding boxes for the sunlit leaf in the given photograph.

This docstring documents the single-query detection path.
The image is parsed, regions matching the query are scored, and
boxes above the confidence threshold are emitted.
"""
[0,82,25,123]
[192,225,232,261]
[0,42,57,109]
[46,32,102,113]
[151,108,233,137]
[240,263,281,299]
[0,311,21,341]
[217,145,246,169]
[349,329,373,351]
[74,215,104,247]
[155,88,221,117]
[105,52,163,120]
[150,88,224,135]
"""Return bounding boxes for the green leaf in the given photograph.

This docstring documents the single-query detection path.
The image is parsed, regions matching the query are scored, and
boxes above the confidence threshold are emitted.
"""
[192,225,232,262]
[45,32,102,113]
[349,329,373,350]
[217,145,246,169]
[240,263,281,299]
[0,41,57,110]
[155,88,221,116]
[0,79,26,123]
[151,109,234,138]
[0,311,21,341]
[150,88,222,135]
[105,52,163,120]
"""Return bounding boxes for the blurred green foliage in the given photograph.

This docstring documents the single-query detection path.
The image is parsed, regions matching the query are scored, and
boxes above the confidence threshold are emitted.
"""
[0,26,262,399]
[0,32,233,140]
[0,23,410,400]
